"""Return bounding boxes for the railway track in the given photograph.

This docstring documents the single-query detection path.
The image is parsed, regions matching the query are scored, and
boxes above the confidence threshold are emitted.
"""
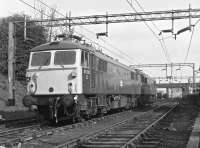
[0,124,42,147]
[0,108,138,147]
[134,103,199,148]
[73,102,198,148]
[36,103,173,148]
[0,116,38,134]
[76,105,176,148]
[2,117,37,128]
[0,101,173,148]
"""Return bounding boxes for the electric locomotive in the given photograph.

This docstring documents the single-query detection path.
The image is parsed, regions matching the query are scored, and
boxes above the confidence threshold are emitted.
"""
[23,35,156,122]
[137,70,156,106]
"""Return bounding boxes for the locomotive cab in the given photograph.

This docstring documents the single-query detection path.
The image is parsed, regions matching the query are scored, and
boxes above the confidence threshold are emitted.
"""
[23,40,87,122]
[26,49,81,95]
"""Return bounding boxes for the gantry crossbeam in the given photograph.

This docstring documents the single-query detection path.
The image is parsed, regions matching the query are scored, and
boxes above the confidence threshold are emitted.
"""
[130,63,195,68]
[65,8,200,26]
[16,8,200,26]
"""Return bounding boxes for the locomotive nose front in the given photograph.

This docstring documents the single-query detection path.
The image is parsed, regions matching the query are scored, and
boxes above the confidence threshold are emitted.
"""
[26,49,81,95]
[26,69,79,95]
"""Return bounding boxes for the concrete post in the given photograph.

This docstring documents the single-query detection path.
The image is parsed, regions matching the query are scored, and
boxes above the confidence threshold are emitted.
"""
[7,21,15,106]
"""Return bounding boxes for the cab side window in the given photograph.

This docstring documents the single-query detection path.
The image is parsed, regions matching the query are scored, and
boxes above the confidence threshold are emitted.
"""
[81,50,89,67]
[131,72,135,80]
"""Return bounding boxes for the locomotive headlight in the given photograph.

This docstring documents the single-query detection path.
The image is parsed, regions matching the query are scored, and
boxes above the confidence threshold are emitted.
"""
[27,80,37,94]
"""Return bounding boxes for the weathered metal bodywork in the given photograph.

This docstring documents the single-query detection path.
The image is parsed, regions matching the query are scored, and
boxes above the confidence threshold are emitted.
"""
[23,39,156,122]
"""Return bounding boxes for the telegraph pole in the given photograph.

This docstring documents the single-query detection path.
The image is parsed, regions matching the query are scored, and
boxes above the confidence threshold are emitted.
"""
[7,21,15,106]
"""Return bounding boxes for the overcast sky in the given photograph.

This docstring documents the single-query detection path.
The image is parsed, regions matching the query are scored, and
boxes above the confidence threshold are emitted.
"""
[1,0,200,81]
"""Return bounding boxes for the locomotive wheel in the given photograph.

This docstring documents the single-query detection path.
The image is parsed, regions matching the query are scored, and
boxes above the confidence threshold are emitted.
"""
[53,101,81,123]
[72,104,81,123]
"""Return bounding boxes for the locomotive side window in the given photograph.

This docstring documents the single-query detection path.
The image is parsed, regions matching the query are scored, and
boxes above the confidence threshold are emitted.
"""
[31,52,51,66]
[91,54,96,68]
[85,52,89,67]
[103,61,107,72]
[97,59,107,72]
[141,75,144,83]
[81,50,89,67]
[144,77,147,83]
[98,59,103,71]
[141,75,147,84]
[131,72,135,80]
[54,51,76,65]
[81,51,84,65]
[137,74,141,82]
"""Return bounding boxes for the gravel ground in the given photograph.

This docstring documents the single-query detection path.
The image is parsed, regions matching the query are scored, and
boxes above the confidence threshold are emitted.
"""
[159,103,199,148]
[135,96,200,148]
[20,103,173,148]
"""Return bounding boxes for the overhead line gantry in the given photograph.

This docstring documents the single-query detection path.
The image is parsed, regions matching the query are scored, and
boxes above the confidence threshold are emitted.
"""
[130,63,196,90]
[15,8,200,26]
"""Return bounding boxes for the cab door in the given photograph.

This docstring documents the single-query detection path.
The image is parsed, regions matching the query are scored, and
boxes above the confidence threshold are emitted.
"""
[81,50,90,93]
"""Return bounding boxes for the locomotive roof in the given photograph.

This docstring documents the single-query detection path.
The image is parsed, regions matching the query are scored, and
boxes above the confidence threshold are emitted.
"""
[30,40,93,52]
[30,40,156,79]
[30,40,133,71]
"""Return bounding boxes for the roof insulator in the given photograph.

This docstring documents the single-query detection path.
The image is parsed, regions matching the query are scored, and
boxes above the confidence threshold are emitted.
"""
[49,41,59,45]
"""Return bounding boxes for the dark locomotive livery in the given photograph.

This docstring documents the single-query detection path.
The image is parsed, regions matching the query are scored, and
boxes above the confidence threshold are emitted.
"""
[23,36,156,122]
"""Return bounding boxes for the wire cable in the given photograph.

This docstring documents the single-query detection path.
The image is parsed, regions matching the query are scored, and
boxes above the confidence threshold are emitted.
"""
[37,0,141,64]
[184,26,195,63]
[133,0,172,63]
[126,0,171,63]
[19,0,51,18]
[194,18,200,26]
[160,36,171,62]
[100,37,142,64]
[133,0,160,32]
[76,31,134,64]
[130,0,171,63]
[19,0,141,64]
[183,16,200,63]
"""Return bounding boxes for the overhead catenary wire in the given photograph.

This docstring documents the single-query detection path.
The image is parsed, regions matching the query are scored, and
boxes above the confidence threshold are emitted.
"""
[70,28,137,64]
[183,26,195,63]
[133,0,160,32]
[162,35,174,40]
[160,36,171,62]
[133,0,172,64]
[126,0,171,63]
[19,0,51,18]
[74,31,135,64]
[19,0,141,64]
[133,0,200,65]
[194,18,200,26]
[36,0,141,64]
[74,22,142,64]
[133,0,171,63]
[100,37,142,64]
[182,15,200,63]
